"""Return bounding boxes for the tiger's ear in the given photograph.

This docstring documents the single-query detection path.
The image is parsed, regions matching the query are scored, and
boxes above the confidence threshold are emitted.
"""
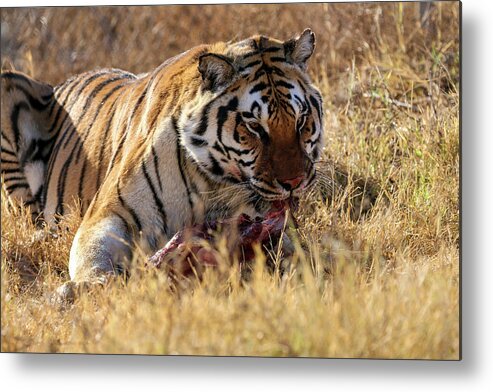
[284,29,316,69]
[198,53,236,91]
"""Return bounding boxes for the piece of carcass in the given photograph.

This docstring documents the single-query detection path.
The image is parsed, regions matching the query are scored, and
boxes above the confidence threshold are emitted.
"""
[147,202,295,278]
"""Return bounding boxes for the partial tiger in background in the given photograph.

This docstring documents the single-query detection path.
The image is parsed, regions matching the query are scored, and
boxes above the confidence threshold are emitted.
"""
[0,72,56,220]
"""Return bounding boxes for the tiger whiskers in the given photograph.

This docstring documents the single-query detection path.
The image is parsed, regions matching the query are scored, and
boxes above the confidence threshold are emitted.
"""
[202,181,254,220]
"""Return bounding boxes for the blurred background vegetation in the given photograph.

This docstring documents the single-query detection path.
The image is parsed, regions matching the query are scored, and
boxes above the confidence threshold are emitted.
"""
[1,3,459,86]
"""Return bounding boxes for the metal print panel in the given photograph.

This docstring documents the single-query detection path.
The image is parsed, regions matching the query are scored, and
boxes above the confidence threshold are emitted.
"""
[0,1,460,359]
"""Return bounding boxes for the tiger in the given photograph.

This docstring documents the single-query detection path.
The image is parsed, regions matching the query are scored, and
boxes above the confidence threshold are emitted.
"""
[1,29,324,292]
[0,72,56,219]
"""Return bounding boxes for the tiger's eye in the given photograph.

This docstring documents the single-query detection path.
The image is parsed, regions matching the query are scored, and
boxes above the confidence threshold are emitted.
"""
[247,122,269,143]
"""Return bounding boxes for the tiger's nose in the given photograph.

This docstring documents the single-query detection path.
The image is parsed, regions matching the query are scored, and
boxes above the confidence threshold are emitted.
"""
[277,176,304,191]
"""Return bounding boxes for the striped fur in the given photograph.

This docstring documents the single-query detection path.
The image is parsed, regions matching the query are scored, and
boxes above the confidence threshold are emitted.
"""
[1,29,324,284]
[1,72,56,219]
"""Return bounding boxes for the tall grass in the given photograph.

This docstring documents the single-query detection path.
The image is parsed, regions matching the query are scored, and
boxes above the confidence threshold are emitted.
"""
[1,2,459,358]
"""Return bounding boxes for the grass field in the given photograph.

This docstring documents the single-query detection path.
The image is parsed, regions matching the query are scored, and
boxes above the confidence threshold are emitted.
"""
[0,2,460,358]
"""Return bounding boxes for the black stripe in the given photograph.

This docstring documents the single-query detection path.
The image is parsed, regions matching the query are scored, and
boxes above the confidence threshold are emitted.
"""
[148,91,169,132]
[274,80,295,90]
[209,153,224,176]
[262,47,282,53]
[241,111,255,119]
[276,91,292,100]
[141,161,168,233]
[241,51,260,60]
[307,132,321,148]
[117,181,142,232]
[1,168,20,174]
[212,142,226,155]
[41,93,53,101]
[1,72,33,85]
[1,130,14,147]
[194,88,232,136]
[247,124,268,143]
[172,118,194,213]
[76,72,116,101]
[233,113,243,143]
[195,100,214,136]
[23,198,37,206]
[293,94,305,111]
[224,144,253,156]
[23,141,46,163]
[311,146,320,161]
[239,60,262,71]
[106,124,128,176]
[4,175,26,182]
[238,157,256,167]
[222,175,241,184]
[216,97,239,147]
[250,101,261,114]
[55,160,70,216]
[151,145,163,194]
[7,84,52,111]
[190,136,208,147]
[0,159,18,164]
[49,77,74,116]
[249,82,268,94]
[5,182,28,192]
[20,141,36,165]
[37,138,56,159]
[0,149,16,157]
[309,95,322,121]
[88,189,102,214]
[298,79,307,94]
[47,98,57,117]
[127,81,149,124]
[253,64,286,79]
[269,56,287,63]
[78,158,87,211]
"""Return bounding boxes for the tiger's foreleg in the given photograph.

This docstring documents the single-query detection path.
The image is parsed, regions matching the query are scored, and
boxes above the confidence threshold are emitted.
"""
[68,214,133,282]
[55,213,133,303]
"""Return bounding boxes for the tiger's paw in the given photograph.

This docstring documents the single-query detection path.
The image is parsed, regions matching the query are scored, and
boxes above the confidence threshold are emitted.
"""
[52,281,80,306]
[52,274,115,307]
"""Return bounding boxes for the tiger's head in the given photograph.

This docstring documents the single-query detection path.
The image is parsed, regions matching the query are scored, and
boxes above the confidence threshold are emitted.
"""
[182,29,323,202]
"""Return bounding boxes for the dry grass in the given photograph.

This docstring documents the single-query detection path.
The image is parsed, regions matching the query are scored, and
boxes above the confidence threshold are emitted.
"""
[0,2,459,358]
